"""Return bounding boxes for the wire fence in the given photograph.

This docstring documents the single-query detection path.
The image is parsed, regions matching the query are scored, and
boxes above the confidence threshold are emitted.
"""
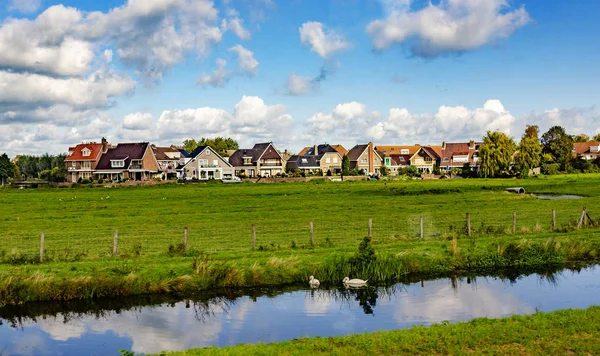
[0,206,597,264]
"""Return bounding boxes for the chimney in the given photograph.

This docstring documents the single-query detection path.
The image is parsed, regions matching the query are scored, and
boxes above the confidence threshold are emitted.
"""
[368,142,374,174]
[469,140,475,149]
[314,144,318,156]
[101,137,108,153]
[442,141,446,150]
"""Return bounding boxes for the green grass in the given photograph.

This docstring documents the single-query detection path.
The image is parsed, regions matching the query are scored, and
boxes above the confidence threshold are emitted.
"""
[1,174,600,304]
[151,306,600,355]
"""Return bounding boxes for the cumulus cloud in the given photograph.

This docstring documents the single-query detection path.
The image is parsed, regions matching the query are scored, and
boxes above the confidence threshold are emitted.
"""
[287,74,314,96]
[299,21,350,58]
[519,107,600,137]
[305,102,382,143]
[229,45,259,75]
[367,0,531,57]
[221,9,251,40]
[197,59,231,88]
[8,0,41,14]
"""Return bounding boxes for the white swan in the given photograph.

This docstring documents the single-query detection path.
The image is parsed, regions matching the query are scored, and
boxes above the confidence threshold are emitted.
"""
[309,275,320,288]
[343,277,368,288]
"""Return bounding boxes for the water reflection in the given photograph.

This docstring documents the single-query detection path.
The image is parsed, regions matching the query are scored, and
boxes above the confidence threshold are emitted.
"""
[0,266,599,355]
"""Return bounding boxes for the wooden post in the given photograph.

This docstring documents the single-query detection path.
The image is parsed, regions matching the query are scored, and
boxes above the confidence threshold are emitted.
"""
[552,210,556,232]
[252,224,256,250]
[583,208,588,226]
[368,219,373,238]
[113,229,118,256]
[513,211,517,234]
[466,213,471,237]
[577,208,586,229]
[420,216,424,239]
[39,233,45,263]
[309,222,314,246]
[184,226,189,251]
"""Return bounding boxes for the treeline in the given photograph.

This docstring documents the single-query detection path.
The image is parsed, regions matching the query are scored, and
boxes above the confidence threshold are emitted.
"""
[182,137,239,157]
[479,126,600,178]
[0,153,68,183]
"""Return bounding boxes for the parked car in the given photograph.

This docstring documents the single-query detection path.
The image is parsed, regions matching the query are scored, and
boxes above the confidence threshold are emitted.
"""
[222,176,242,184]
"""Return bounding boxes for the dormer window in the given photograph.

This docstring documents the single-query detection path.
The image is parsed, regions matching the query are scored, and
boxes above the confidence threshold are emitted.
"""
[301,158,308,163]
[82,148,91,157]
[401,149,409,155]
[111,160,125,168]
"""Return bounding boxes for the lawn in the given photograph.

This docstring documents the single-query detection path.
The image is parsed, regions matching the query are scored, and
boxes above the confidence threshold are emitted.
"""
[1,174,599,304]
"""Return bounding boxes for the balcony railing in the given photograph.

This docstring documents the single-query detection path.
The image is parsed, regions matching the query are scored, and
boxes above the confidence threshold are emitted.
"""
[129,164,143,170]
[259,161,282,167]
[199,164,218,168]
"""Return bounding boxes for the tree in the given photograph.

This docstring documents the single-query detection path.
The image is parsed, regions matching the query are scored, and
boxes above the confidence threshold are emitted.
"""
[478,131,516,178]
[594,133,600,142]
[572,134,590,143]
[183,137,239,156]
[379,165,389,176]
[0,153,15,186]
[182,139,199,154]
[541,126,573,171]
[514,125,542,178]
[341,155,351,176]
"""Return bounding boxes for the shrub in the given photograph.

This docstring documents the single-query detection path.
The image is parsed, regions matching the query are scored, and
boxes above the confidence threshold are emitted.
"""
[80,178,91,184]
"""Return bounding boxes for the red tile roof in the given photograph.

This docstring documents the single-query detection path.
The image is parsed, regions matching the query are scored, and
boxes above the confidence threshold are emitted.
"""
[573,142,600,155]
[64,143,104,161]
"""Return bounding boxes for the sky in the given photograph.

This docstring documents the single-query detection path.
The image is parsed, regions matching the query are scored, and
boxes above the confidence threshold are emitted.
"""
[0,0,598,157]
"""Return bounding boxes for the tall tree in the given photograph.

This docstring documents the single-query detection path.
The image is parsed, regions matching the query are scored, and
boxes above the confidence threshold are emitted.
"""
[341,155,351,176]
[594,133,600,142]
[182,139,198,154]
[182,137,239,156]
[0,153,15,186]
[541,126,573,171]
[514,125,542,178]
[478,131,516,178]
[572,134,590,143]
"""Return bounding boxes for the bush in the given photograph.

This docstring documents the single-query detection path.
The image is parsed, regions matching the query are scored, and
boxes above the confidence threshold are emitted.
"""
[541,163,560,175]
[97,178,104,184]
[80,178,91,184]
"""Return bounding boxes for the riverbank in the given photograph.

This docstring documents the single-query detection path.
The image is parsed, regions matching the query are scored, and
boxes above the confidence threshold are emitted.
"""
[152,306,600,355]
[1,230,600,305]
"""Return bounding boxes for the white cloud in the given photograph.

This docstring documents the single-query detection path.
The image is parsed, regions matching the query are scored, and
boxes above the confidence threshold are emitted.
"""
[229,45,259,75]
[122,112,155,131]
[287,73,314,96]
[519,107,600,137]
[367,0,531,57]
[103,49,114,63]
[305,101,381,143]
[221,9,251,40]
[8,0,41,14]
[299,21,350,58]
[197,58,231,88]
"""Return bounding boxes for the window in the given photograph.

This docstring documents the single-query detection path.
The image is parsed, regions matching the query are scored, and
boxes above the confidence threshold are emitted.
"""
[82,161,91,168]
[243,157,252,164]
[374,158,379,163]
[333,157,338,163]
[325,157,331,164]
[385,157,391,166]
[361,158,368,163]
[425,156,432,162]
[301,158,308,163]
[82,148,91,157]
[399,157,405,162]
[206,150,210,156]
[111,160,124,168]
[213,160,218,166]
[199,159,208,167]
[443,157,449,162]
[401,149,409,154]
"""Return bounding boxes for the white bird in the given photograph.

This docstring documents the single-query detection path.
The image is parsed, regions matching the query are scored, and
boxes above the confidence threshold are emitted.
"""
[58,199,62,201]
[343,277,368,288]
[309,275,320,288]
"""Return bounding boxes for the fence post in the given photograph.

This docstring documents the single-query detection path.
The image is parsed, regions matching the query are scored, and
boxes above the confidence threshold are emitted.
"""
[184,226,189,251]
[513,211,517,234]
[368,219,372,238]
[577,208,586,229]
[113,229,118,256]
[309,221,314,247]
[40,232,45,263]
[252,224,256,250]
[466,213,471,237]
[552,210,556,232]
[420,216,424,239]
[583,208,588,226]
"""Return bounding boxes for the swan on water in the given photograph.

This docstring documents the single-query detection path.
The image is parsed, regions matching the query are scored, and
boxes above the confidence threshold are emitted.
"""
[343,277,368,287]
[309,275,320,288]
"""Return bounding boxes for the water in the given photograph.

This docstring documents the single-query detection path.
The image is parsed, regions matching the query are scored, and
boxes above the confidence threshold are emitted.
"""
[535,194,585,200]
[1,267,600,355]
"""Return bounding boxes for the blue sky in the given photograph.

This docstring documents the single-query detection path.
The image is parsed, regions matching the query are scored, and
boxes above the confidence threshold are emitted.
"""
[0,0,598,156]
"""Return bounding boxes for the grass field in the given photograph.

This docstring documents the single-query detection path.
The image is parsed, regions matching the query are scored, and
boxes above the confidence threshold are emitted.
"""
[152,306,600,355]
[1,174,600,304]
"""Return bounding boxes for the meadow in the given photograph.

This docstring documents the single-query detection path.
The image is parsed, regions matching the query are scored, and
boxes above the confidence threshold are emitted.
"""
[1,174,600,304]
[152,307,600,355]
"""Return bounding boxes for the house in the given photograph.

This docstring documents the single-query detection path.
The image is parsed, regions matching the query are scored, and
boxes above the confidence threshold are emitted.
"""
[151,145,182,180]
[573,142,600,160]
[229,142,287,178]
[64,138,108,182]
[299,144,347,157]
[178,145,234,180]
[439,141,482,172]
[95,142,160,181]
[347,142,382,175]
[286,144,343,175]
[377,145,442,174]
[412,146,441,173]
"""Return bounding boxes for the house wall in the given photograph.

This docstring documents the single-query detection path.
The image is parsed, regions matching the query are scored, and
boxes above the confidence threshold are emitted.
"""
[319,152,342,174]
[141,147,160,172]
[184,148,234,179]
[354,150,380,174]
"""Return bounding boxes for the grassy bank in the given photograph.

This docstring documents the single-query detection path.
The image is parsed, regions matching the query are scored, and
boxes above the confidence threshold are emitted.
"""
[1,230,600,305]
[151,306,600,355]
[1,174,600,304]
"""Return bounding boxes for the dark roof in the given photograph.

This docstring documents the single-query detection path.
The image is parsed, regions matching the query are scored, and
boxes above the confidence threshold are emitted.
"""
[390,154,412,165]
[179,149,191,158]
[96,143,149,170]
[229,142,282,166]
[296,155,320,168]
[347,144,368,161]
[421,146,440,160]
[188,145,209,158]
[152,146,181,161]
[304,144,338,156]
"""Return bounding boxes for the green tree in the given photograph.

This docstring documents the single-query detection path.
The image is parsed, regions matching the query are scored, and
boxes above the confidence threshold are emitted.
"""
[0,153,15,186]
[198,137,239,157]
[514,125,542,178]
[572,134,590,143]
[479,131,516,178]
[379,165,389,176]
[182,139,199,154]
[341,155,351,176]
[541,126,573,171]
[594,133,600,142]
